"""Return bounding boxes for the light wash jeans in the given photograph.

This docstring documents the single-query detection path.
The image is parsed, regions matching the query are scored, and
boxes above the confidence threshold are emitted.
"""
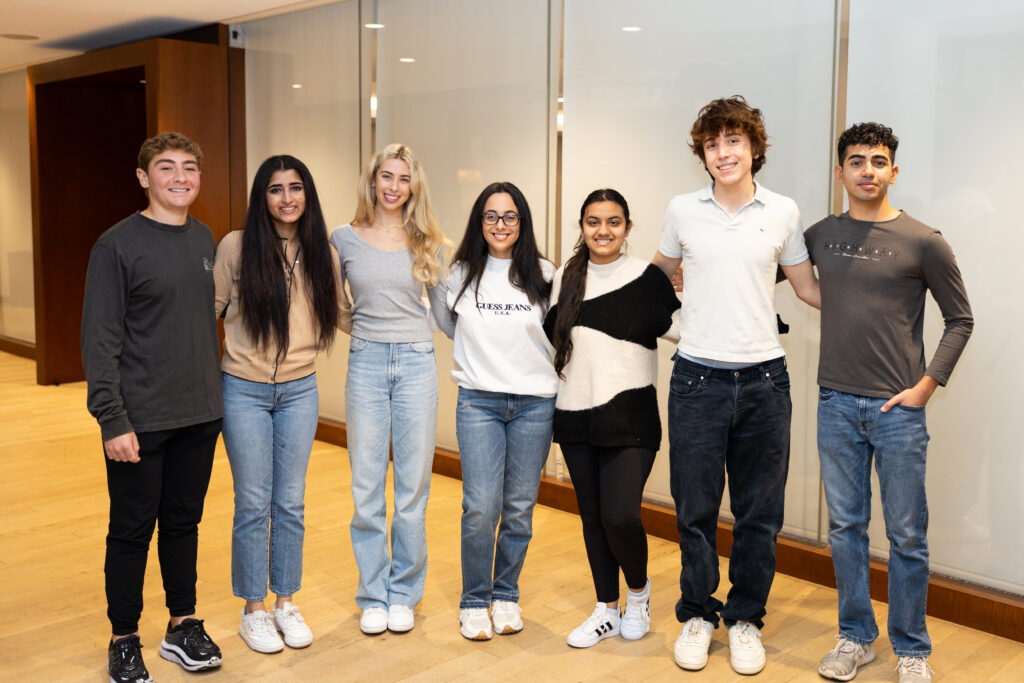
[345,337,438,609]
[456,388,555,609]
[817,387,931,657]
[222,372,318,601]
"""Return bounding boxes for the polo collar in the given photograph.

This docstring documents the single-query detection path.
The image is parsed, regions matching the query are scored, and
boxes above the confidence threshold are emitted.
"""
[698,181,767,210]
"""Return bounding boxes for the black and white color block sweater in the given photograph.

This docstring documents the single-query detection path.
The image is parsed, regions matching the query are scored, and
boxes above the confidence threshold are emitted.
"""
[543,254,680,450]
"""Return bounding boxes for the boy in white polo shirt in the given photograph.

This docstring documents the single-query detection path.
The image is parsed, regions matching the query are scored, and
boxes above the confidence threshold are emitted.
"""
[653,96,819,675]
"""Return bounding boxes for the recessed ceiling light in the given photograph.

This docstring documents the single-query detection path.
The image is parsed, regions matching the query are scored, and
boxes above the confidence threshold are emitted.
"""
[1,33,40,40]
[292,83,302,89]
[364,23,385,29]
[621,26,642,32]
[399,57,415,63]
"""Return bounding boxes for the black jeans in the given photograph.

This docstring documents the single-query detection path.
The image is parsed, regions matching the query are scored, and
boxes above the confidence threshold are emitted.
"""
[104,419,221,635]
[561,443,656,604]
[668,356,791,629]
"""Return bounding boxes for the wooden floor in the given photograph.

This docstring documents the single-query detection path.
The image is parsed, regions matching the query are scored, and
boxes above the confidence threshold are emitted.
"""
[1,352,1022,682]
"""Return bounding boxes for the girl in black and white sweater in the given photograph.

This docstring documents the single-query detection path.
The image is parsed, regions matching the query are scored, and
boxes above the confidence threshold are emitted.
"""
[544,188,679,649]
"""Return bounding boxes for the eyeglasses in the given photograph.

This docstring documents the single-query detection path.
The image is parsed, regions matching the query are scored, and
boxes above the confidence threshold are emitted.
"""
[482,211,520,227]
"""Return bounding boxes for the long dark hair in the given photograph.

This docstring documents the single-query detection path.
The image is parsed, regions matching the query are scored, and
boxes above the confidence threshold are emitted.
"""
[451,181,551,307]
[239,155,339,360]
[552,188,631,377]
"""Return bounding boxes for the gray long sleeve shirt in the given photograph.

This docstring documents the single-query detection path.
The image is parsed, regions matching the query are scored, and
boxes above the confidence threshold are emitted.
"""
[805,211,973,398]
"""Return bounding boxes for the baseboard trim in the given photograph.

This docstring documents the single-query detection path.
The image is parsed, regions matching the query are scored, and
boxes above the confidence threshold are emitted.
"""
[316,417,1024,643]
[0,335,35,360]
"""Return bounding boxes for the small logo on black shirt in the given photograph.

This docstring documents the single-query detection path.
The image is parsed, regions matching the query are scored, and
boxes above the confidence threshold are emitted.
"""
[203,257,214,271]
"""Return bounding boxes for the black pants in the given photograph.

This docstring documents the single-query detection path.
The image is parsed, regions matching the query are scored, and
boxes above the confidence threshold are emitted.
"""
[104,419,221,635]
[561,443,655,603]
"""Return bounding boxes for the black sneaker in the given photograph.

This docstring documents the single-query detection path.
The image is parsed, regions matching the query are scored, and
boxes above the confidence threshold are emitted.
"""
[159,618,222,672]
[108,635,154,683]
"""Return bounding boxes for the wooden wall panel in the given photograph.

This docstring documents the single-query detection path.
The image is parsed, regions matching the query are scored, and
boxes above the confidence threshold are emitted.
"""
[27,28,244,385]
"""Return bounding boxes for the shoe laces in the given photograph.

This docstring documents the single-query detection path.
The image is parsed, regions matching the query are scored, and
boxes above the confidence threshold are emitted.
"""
[114,636,144,661]
[897,656,931,676]
[179,618,214,646]
[831,635,860,654]
[622,600,648,620]
[493,600,518,615]
[463,607,488,620]
[732,621,761,644]
[682,618,708,642]
[277,604,305,627]
[247,611,276,635]
[582,603,614,631]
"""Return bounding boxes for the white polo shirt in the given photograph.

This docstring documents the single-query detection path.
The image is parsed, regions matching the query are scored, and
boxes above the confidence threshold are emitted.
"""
[658,182,808,364]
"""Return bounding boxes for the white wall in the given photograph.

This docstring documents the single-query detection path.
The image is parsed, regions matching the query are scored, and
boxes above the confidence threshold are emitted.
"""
[368,0,552,452]
[845,0,1024,593]
[561,0,835,539]
[0,69,34,343]
[3,0,1020,594]
[242,0,362,425]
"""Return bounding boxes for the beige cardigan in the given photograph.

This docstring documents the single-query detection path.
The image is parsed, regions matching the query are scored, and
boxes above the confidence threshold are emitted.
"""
[214,230,350,383]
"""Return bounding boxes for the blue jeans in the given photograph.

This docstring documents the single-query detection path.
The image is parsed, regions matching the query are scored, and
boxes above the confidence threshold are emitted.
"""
[222,372,318,601]
[817,388,931,657]
[456,388,555,609]
[345,337,438,609]
[668,356,791,629]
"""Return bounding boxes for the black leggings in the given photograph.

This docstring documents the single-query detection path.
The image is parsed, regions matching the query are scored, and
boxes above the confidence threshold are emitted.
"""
[561,443,656,603]
[104,419,221,635]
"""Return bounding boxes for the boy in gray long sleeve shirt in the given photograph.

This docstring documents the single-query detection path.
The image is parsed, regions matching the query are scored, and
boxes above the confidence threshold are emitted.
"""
[82,132,224,682]
[808,123,973,683]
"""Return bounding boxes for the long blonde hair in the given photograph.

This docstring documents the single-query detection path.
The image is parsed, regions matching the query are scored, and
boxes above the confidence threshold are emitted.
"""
[352,143,450,285]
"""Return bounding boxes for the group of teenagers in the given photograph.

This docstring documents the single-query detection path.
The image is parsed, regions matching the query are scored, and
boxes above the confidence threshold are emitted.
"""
[82,95,973,683]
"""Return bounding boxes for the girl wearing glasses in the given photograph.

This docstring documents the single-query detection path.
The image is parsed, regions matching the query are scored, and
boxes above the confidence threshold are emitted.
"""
[214,155,345,653]
[544,189,679,649]
[437,182,558,641]
[330,144,451,635]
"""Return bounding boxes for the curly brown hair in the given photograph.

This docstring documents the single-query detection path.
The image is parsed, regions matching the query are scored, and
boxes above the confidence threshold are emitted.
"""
[137,132,203,172]
[689,96,769,177]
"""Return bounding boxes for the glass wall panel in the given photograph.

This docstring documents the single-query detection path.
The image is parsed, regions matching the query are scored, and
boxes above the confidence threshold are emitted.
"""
[562,0,836,540]
[243,1,361,423]
[846,0,1023,593]
[0,70,34,343]
[368,0,553,451]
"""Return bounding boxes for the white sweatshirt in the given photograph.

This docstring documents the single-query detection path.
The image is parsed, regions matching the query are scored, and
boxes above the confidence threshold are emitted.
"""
[445,256,558,397]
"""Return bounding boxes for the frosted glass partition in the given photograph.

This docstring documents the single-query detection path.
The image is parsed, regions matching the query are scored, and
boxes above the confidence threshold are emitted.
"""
[243,1,361,424]
[0,70,34,343]
[846,0,1023,593]
[368,0,552,451]
[562,0,835,539]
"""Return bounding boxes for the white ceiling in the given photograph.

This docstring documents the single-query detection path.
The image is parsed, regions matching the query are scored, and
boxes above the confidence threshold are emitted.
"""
[0,0,341,74]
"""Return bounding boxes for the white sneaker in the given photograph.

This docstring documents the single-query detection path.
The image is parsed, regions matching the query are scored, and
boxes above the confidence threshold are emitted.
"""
[273,602,313,648]
[896,656,933,683]
[491,600,523,635]
[359,606,388,635]
[674,617,714,670]
[729,621,766,675]
[459,607,493,640]
[387,604,415,632]
[818,636,875,680]
[238,608,284,654]
[620,579,650,641]
[566,603,620,648]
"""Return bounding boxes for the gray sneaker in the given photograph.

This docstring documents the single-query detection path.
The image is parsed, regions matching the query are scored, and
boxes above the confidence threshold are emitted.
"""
[896,656,933,683]
[818,636,875,680]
